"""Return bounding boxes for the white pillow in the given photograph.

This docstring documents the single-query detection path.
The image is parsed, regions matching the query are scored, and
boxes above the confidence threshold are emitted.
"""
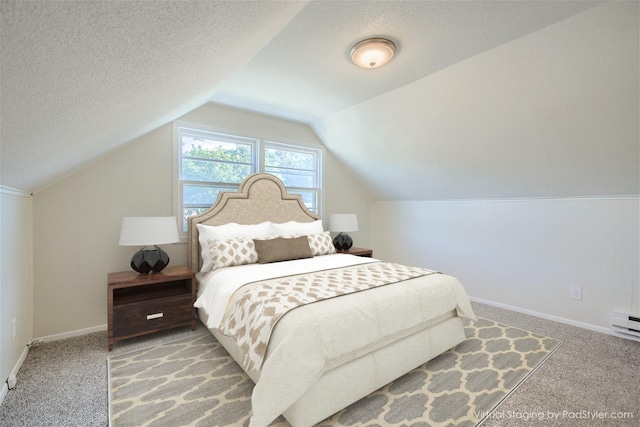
[270,220,323,237]
[197,222,271,272]
[307,231,337,256]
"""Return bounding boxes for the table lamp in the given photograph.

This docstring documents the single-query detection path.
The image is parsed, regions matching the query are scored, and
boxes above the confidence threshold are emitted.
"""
[329,213,358,251]
[119,217,179,274]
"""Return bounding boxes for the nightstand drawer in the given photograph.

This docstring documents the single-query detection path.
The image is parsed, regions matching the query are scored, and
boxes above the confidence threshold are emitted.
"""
[113,294,193,336]
[108,265,196,350]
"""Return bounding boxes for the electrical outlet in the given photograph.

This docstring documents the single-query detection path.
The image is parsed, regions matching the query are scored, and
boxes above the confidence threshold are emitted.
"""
[11,319,16,340]
[570,287,583,301]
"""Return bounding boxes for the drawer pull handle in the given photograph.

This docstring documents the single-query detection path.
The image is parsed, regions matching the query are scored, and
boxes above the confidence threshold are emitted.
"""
[147,312,164,320]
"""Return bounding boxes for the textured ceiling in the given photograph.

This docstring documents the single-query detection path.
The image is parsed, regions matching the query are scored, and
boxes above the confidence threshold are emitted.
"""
[212,1,602,123]
[0,0,307,192]
[0,0,616,195]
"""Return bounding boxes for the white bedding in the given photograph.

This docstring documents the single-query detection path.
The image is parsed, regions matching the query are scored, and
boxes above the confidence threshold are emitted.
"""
[194,253,377,329]
[194,255,476,427]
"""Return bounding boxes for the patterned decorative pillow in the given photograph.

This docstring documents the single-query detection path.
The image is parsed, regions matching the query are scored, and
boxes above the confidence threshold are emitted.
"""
[197,222,271,272]
[307,231,337,256]
[206,237,259,270]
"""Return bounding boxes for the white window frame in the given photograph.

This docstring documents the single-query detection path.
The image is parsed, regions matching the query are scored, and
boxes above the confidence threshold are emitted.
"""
[173,121,323,241]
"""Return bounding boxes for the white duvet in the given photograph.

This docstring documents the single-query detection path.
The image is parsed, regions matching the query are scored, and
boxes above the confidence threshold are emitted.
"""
[194,254,475,427]
[194,254,377,329]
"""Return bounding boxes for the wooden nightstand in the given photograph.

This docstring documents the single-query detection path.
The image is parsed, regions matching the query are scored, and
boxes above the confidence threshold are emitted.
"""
[107,265,196,351]
[340,247,373,257]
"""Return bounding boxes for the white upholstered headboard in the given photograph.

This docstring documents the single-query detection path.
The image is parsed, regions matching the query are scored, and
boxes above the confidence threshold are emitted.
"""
[187,173,320,271]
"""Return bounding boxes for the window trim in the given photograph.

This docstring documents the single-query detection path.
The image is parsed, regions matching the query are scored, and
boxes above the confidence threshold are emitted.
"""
[173,120,324,242]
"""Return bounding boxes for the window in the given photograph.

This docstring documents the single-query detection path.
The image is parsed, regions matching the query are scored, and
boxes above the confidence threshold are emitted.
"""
[175,123,322,235]
[264,142,321,215]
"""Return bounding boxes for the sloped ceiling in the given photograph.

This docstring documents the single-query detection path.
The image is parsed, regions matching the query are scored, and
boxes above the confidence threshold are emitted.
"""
[212,0,602,123]
[0,0,307,192]
[2,0,636,199]
[315,1,639,200]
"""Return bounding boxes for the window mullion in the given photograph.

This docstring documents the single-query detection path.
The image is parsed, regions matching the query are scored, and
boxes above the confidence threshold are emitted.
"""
[182,156,253,166]
[258,139,265,173]
[181,180,241,188]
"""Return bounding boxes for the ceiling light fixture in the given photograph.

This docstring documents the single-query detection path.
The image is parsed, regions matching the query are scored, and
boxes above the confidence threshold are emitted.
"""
[350,37,396,69]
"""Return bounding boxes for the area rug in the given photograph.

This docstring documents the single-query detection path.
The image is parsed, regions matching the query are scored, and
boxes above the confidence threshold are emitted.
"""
[108,318,560,427]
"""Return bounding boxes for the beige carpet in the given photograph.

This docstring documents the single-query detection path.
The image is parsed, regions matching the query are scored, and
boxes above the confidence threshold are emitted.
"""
[108,318,560,427]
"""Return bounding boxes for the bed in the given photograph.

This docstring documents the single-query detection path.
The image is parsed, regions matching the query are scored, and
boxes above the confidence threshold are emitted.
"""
[187,173,475,427]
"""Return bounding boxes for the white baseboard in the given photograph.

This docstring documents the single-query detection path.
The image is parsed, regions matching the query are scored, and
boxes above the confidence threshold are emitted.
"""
[36,324,107,343]
[469,296,640,343]
[1,345,29,407]
[0,382,7,406]
[9,346,29,382]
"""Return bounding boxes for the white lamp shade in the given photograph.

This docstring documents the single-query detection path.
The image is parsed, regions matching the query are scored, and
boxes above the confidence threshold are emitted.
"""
[119,217,179,246]
[328,214,359,233]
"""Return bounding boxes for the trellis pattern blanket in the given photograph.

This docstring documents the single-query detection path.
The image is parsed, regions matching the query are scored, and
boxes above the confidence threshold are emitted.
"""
[219,262,438,372]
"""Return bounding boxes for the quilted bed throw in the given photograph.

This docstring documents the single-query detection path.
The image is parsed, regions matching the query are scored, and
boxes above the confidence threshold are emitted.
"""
[219,262,438,372]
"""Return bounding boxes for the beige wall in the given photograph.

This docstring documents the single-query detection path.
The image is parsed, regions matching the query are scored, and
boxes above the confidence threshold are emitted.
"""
[1,189,33,388]
[32,102,372,337]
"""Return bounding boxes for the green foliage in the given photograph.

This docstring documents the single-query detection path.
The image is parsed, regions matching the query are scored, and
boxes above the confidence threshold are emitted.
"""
[265,147,314,170]
[182,143,251,183]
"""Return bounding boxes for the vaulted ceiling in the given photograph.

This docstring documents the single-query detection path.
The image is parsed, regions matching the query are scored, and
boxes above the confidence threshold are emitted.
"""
[1,1,637,198]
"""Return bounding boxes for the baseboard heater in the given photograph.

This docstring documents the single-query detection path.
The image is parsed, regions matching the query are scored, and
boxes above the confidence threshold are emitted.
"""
[611,312,640,338]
